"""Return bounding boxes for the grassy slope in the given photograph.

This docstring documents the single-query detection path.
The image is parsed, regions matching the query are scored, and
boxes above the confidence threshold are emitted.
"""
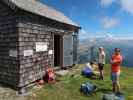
[28,65,133,100]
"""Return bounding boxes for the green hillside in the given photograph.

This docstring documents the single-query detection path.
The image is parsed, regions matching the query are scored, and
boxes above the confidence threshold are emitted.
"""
[28,64,133,100]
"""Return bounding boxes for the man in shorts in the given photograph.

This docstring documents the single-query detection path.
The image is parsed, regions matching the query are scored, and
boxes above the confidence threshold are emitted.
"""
[98,47,106,80]
[110,48,123,94]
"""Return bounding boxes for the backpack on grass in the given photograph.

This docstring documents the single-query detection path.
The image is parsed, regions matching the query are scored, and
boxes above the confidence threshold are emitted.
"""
[102,93,125,100]
[44,68,56,84]
[80,82,97,95]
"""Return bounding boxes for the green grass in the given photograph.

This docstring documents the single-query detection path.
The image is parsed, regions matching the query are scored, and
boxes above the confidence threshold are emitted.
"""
[28,64,133,100]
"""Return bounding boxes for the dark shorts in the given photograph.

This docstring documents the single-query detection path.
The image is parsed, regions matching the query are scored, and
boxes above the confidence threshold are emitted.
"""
[98,63,104,70]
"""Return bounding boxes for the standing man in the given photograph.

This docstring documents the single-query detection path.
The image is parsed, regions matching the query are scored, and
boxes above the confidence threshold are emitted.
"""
[110,48,123,94]
[98,47,106,80]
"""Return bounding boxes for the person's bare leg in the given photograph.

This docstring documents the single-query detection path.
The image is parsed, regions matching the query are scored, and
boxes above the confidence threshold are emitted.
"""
[99,70,101,77]
[99,70,104,79]
[112,82,116,93]
[101,70,104,79]
[116,81,120,93]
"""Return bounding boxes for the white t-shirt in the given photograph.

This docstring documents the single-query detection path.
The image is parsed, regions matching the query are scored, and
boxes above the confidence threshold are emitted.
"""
[86,63,93,70]
[98,51,105,64]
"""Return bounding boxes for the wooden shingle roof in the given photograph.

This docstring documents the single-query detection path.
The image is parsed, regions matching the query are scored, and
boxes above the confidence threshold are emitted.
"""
[2,0,79,27]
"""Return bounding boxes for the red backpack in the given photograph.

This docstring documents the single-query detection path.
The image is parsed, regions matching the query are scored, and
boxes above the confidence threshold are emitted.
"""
[45,68,55,84]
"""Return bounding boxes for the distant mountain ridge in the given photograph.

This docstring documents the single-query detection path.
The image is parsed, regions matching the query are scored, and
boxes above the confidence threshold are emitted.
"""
[78,37,133,67]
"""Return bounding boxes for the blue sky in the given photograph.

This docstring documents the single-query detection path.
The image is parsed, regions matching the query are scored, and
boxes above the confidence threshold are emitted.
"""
[41,0,133,39]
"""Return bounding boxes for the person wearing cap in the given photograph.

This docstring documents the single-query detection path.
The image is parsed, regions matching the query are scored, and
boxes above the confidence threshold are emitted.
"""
[110,48,123,94]
[98,47,106,80]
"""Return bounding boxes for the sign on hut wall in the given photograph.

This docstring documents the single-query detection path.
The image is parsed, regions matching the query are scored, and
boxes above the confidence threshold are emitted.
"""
[36,42,48,52]
[9,50,18,57]
[48,50,53,55]
[24,50,33,56]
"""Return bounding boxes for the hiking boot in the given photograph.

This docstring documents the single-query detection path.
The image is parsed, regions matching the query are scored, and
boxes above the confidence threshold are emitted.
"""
[115,92,123,96]
[112,88,115,93]
[99,77,104,80]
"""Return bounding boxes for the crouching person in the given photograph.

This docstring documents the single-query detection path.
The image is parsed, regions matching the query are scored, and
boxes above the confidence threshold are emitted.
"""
[82,62,96,78]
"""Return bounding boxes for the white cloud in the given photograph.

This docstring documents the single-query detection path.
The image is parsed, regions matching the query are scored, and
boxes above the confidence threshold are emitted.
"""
[106,33,113,38]
[100,0,133,15]
[91,32,114,38]
[79,30,105,39]
[120,0,133,15]
[79,29,89,39]
[80,30,113,38]
[100,0,116,7]
[80,29,88,35]
[101,17,119,29]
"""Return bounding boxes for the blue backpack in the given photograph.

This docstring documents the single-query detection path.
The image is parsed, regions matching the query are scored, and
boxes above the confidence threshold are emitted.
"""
[102,93,125,100]
[80,82,97,95]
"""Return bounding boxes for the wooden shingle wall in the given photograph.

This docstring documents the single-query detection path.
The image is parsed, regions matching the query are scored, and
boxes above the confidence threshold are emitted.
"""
[16,11,58,88]
[0,2,19,89]
[0,1,77,90]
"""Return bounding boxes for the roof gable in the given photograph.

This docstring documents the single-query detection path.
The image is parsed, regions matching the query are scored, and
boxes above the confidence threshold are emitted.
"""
[2,0,79,27]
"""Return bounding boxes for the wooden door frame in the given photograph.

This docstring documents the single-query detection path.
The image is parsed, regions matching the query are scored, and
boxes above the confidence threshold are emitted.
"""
[60,36,63,68]
[53,34,63,67]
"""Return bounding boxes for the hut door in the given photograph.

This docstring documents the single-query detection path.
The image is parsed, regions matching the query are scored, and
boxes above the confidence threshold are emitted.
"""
[63,34,73,67]
[54,35,62,67]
